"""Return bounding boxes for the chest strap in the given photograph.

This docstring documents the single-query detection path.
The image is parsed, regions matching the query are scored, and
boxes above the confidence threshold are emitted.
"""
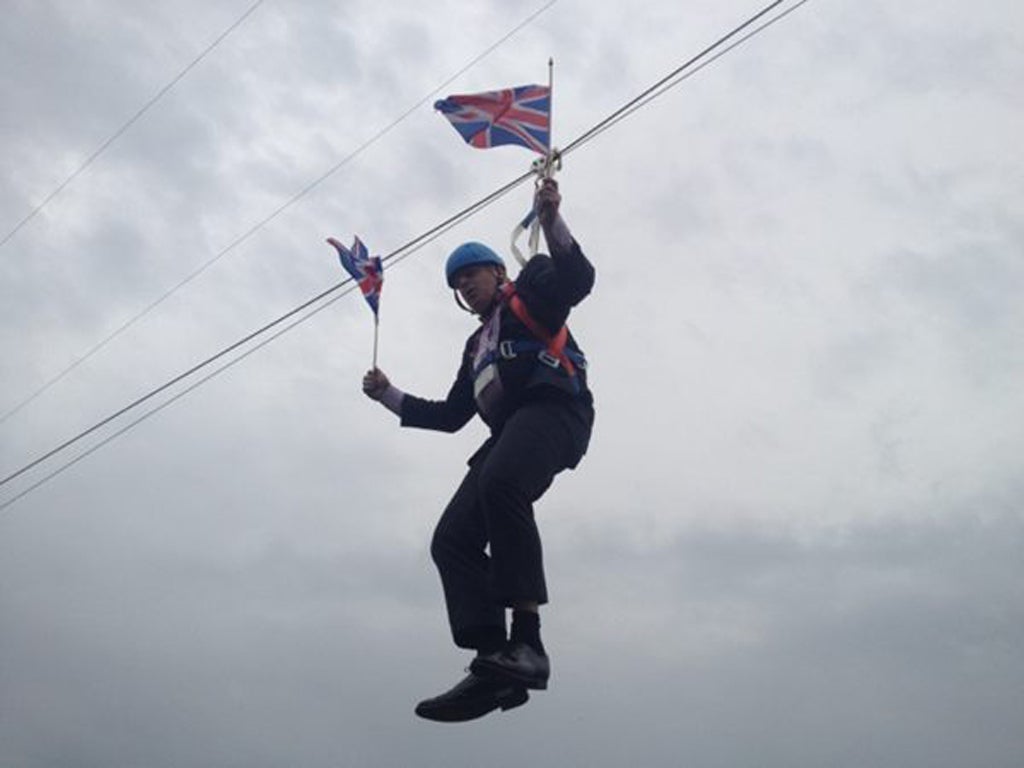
[473,339,587,376]
[499,282,579,377]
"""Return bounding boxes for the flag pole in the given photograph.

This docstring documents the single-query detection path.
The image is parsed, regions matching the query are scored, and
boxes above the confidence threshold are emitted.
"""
[545,56,555,178]
[372,313,379,370]
[528,58,555,257]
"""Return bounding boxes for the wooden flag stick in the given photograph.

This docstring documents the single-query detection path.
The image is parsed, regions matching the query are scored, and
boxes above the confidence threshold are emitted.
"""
[372,313,380,370]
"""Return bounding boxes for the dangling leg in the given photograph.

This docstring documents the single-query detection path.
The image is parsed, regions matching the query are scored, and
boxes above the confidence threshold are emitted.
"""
[429,454,506,652]
[417,448,529,722]
[471,402,581,690]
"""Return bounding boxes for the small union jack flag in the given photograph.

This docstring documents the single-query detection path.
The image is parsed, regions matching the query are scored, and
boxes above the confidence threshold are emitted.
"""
[327,236,383,315]
[435,84,550,155]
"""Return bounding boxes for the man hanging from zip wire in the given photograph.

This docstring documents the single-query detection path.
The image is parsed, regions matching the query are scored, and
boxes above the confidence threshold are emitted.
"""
[362,177,595,722]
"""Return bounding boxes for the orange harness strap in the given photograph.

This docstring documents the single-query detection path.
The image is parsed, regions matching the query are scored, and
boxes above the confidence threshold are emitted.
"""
[501,283,576,376]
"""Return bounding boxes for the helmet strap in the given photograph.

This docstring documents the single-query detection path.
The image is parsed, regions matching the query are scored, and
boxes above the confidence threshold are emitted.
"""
[453,290,475,314]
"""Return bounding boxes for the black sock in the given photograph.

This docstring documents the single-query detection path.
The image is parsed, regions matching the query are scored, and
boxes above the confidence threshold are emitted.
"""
[510,610,545,656]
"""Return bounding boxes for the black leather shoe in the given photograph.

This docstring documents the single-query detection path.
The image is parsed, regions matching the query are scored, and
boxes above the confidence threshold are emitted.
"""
[414,672,529,723]
[470,641,550,690]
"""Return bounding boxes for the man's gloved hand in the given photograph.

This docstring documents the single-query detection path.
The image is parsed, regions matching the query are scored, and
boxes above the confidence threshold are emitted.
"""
[362,368,390,400]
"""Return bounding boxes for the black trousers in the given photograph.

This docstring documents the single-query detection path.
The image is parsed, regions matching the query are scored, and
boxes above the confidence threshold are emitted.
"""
[430,400,591,650]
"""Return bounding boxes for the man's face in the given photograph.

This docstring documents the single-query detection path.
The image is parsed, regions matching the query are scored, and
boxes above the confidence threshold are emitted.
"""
[453,264,503,315]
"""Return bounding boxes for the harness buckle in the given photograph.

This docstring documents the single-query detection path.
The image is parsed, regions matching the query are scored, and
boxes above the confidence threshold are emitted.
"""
[499,340,517,360]
[538,350,561,368]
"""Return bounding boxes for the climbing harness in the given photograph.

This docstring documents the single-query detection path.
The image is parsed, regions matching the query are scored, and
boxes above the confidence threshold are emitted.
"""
[471,280,586,414]
[500,281,583,378]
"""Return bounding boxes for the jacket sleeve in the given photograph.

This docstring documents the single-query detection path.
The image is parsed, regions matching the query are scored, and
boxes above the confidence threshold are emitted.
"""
[399,346,477,433]
[515,236,596,333]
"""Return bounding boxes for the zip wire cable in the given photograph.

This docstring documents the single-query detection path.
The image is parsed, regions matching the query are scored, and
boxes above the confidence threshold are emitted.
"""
[0,0,559,429]
[0,284,357,515]
[0,168,536,496]
[0,0,268,251]
[0,171,533,514]
[562,0,811,156]
[561,0,785,157]
[0,0,810,510]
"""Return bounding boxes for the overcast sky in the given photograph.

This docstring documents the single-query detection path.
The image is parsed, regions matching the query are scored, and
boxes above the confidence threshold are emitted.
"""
[1,1,1022,766]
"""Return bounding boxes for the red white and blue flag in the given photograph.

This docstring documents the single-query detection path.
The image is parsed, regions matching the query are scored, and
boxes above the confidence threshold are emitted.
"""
[327,236,383,315]
[434,84,550,155]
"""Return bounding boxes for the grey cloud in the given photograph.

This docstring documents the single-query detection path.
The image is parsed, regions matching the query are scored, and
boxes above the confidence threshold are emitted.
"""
[5,493,1021,768]
[3,0,1024,766]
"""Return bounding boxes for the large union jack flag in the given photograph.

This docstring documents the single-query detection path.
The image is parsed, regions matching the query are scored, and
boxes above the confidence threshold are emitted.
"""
[327,236,383,315]
[434,84,550,155]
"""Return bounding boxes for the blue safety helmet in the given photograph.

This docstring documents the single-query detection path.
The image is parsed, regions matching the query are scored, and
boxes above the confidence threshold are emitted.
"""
[445,242,505,288]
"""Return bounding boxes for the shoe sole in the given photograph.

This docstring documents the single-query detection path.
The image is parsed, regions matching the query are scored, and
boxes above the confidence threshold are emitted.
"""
[415,685,529,723]
[470,657,549,691]
[498,686,530,710]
